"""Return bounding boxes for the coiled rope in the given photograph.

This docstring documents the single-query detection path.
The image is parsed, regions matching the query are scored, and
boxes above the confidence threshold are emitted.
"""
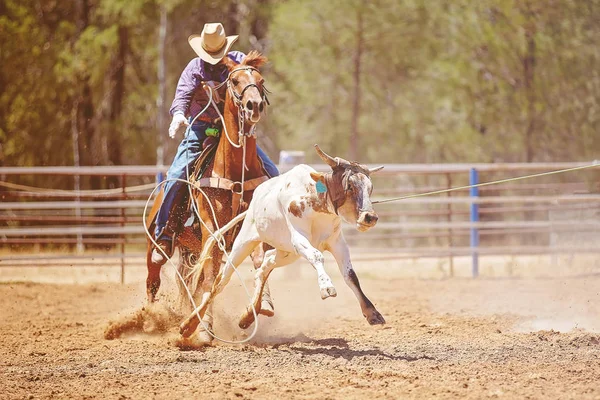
[143,84,259,344]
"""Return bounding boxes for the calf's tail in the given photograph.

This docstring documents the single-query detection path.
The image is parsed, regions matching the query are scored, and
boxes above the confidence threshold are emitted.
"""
[187,211,248,296]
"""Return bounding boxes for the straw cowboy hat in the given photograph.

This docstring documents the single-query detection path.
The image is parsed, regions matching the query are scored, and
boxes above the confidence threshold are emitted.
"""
[188,23,239,65]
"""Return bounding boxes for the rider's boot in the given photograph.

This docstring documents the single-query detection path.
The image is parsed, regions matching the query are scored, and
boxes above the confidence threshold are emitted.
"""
[151,234,173,265]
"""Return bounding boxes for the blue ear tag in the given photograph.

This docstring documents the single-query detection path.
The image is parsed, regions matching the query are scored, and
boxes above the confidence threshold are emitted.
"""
[316,180,327,194]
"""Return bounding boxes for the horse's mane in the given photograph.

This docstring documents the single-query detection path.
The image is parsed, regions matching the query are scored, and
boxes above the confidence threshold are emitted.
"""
[242,50,268,69]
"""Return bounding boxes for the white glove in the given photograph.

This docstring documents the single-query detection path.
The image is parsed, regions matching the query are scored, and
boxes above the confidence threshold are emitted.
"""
[203,81,221,103]
[168,112,189,139]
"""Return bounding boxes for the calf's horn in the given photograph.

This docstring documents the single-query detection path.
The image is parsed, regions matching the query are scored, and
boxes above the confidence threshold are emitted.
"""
[314,144,339,168]
[369,166,385,174]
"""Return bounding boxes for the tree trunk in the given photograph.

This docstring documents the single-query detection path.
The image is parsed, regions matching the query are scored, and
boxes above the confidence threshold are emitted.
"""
[102,24,129,188]
[225,1,240,37]
[522,3,537,245]
[350,1,364,161]
[250,0,270,52]
[156,6,168,168]
[73,0,97,188]
[523,5,536,163]
[108,25,128,166]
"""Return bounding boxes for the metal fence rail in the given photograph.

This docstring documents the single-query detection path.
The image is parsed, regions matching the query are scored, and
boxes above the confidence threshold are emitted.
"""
[1,163,599,280]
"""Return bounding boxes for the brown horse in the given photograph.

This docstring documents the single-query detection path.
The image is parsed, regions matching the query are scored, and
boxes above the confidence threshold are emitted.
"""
[145,51,273,346]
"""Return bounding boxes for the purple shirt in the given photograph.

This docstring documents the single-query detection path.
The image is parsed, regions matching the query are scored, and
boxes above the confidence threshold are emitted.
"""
[169,51,246,120]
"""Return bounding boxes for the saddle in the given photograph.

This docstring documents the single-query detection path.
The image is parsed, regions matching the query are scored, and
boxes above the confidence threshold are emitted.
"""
[163,138,219,248]
[173,135,269,251]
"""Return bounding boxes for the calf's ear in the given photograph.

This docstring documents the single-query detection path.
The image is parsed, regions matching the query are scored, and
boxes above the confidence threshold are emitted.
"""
[310,172,328,194]
[310,172,324,182]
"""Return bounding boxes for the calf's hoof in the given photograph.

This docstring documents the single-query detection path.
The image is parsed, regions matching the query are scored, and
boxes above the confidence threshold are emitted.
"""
[239,308,256,330]
[320,286,337,300]
[176,328,213,350]
[259,299,275,317]
[366,309,386,325]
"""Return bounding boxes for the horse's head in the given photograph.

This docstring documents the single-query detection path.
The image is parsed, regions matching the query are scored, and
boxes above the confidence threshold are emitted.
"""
[311,145,384,232]
[221,51,269,125]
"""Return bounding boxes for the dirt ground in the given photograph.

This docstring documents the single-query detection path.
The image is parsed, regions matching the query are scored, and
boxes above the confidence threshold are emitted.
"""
[1,262,600,399]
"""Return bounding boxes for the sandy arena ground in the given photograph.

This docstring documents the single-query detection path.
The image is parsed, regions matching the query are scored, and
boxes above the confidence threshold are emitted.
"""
[1,258,600,399]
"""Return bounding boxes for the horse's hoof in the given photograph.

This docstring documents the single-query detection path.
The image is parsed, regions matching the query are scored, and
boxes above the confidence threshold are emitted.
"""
[259,300,275,317]
[320,286,337,300]
[179,318,198,338]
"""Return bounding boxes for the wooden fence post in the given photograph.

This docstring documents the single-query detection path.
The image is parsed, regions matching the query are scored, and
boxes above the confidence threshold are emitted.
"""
[120,173,126,284]
[446,173,454,277]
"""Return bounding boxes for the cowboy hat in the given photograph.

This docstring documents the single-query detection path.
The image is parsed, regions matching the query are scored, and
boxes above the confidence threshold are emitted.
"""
[188,23,238,65]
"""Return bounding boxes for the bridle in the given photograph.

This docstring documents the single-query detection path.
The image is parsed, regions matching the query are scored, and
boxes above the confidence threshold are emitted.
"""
[227,67,271,107]
[212,66,270,140]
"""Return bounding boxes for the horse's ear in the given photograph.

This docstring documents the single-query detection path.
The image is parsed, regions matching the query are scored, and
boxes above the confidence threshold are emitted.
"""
[242,50,268,69]
[220,56,237,71]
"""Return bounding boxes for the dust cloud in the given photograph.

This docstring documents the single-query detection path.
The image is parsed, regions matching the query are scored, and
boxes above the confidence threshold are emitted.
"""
[429,275,600,333]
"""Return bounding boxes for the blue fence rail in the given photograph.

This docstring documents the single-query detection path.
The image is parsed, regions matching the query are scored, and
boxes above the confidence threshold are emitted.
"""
[470,168,479,278]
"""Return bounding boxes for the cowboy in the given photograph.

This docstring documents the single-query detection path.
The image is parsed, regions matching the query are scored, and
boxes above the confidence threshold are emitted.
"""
[152,23,279,264]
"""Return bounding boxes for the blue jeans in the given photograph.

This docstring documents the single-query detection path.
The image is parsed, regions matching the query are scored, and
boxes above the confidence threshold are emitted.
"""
[155,122,279,240]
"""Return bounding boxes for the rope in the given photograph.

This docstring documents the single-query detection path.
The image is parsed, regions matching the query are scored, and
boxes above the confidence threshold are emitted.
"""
[0,181,157,195]
[143,78,259,345]
[372,162,600,204]
[142,179,258,345]
[209,85,243,149]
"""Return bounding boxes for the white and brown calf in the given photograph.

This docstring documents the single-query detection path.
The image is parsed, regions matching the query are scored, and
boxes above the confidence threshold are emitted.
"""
[180,145,385,338]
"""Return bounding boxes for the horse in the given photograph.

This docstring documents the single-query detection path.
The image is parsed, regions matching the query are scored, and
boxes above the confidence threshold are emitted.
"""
[144,51,274,347]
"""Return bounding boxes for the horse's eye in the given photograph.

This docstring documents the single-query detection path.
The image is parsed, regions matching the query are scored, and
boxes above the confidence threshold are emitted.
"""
[232,78,239,86]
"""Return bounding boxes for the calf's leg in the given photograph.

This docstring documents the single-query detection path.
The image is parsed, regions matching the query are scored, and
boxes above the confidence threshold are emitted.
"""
[291,231,337,299]
[251,243,275,317]
[328,238,385,325]
[239,249,295,329]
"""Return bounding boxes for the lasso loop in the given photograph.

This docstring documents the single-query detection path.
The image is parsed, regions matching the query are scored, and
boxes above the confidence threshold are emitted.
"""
[142,77,260,345]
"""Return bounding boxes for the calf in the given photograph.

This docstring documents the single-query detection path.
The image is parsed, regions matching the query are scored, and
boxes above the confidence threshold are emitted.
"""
[180,145,385,338]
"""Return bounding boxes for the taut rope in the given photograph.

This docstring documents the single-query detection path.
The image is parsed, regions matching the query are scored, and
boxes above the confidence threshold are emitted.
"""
[372,162,599,205]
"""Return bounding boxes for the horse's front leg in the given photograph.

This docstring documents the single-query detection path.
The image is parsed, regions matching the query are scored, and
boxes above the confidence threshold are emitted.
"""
[180,237,260,338]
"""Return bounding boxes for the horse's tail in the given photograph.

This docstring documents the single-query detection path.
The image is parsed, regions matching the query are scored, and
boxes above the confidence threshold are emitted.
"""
[188,211,249,296]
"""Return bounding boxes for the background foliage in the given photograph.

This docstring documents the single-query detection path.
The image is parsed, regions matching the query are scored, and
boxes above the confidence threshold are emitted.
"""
[1,0,599,188]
